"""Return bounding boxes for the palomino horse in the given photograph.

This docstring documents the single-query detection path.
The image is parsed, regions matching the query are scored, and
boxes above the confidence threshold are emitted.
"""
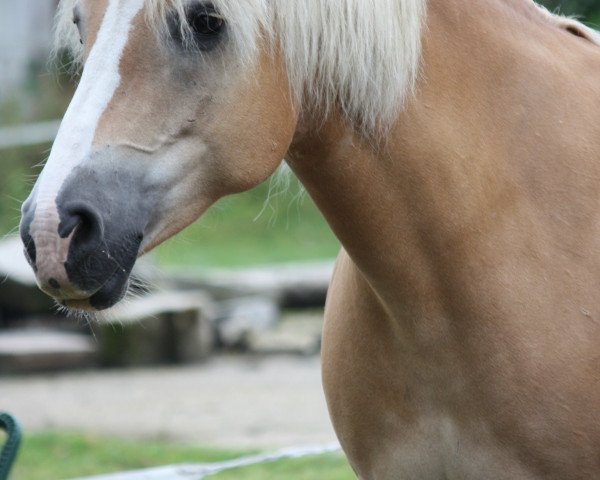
[19,0,600,478]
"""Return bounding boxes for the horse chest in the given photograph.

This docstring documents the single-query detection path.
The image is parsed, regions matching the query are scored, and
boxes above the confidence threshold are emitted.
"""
[322,337,539,480]
[354,418,543,480]
[322,252,600,479]
[322,334,551,480]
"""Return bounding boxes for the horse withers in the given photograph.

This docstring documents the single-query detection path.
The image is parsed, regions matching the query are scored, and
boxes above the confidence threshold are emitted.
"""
[19,0,600,478]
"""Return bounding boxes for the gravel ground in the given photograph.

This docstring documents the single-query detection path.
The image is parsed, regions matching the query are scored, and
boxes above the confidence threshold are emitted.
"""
[1,355,337,449]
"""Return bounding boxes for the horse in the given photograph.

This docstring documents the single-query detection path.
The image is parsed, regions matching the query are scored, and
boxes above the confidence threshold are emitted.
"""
[19,0,600,478]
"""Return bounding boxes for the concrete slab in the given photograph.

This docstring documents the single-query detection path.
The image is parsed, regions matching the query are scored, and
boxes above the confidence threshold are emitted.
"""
[0,329,98,373]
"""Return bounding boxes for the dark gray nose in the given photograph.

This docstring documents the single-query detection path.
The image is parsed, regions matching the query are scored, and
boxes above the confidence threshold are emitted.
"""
[58,201,144,310]
[21,151,157,311]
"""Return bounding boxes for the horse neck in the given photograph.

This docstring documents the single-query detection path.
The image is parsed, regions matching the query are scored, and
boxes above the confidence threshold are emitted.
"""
[287,0,600,309]
[288,114,440,309]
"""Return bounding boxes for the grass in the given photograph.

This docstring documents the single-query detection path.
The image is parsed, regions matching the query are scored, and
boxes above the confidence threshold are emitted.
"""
[10,432,355,480]
[152,177,340,268]
[12,432,243,479]
[588,13,600,26]
[0,143,52,237]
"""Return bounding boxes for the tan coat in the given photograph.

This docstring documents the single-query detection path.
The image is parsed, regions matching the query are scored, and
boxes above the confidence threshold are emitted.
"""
[289,1,600,478]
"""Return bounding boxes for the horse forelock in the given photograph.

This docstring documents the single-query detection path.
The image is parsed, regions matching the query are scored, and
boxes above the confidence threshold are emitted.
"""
[53,0,84,67]
[53,0,425,136]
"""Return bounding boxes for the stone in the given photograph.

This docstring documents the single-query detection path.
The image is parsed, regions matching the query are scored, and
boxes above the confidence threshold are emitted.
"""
[246,310,323,356]
[165,261,334,308]
[215,296,280,348]
[0,236,55,319]
[0,329,98,373]
[92,291,216,366]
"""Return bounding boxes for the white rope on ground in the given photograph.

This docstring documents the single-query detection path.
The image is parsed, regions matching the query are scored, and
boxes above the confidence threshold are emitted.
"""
[71,442,342,480]
[0,120,60,150]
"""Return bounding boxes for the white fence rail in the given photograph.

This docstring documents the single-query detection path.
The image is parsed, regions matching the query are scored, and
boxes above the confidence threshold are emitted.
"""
[0,120,60,150]
[72,443,342,480]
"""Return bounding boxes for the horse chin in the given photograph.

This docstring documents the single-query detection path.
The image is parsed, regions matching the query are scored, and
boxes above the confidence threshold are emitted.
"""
[60,272,130,312]
[60,298,97,313]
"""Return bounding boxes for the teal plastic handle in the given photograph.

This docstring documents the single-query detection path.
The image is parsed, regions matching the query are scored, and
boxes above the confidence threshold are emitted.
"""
[0,413,21,480]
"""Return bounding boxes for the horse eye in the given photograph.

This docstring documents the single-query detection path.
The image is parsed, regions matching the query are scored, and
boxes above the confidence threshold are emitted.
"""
[168,3,225,52]
[190,10,224,36]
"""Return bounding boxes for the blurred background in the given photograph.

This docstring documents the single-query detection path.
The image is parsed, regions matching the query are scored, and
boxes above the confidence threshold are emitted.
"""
[0,1,598,479]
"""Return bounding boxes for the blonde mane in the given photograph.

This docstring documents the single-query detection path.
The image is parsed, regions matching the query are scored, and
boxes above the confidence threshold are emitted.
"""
[54,0,425,134]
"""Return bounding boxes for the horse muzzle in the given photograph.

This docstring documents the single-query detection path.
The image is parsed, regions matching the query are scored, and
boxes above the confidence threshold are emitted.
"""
[20,164,153,311]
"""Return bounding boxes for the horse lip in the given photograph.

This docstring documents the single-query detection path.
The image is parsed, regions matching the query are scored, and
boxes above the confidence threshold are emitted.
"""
[88,269,130,311]
[52,264,130,312]
[38,280,90,302]
[51,290,90,302]
[60,298,95,312]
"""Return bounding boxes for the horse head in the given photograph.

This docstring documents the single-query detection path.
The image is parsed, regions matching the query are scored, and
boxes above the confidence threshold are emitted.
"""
[20,0,297,310]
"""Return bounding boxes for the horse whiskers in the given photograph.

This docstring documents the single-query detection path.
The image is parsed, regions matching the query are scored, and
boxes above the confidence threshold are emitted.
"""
[1,226,20,241]
[53,301,98,324]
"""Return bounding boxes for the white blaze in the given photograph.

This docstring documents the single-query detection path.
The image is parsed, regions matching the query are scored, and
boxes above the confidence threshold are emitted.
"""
[35,0,145,206]
[29,0,144,294]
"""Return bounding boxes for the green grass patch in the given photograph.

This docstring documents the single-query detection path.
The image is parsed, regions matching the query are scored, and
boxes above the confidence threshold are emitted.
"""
[588,13,600,26]
[11,432,354,480]
[0,144,51,237]
[152,178,340,268]
[12,431,244,479]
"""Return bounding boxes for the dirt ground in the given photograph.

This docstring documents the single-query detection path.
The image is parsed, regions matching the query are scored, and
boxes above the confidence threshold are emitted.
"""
[1,355,337,449]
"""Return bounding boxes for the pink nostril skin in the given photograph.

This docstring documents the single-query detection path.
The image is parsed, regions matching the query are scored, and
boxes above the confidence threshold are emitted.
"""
[24,201,91,302]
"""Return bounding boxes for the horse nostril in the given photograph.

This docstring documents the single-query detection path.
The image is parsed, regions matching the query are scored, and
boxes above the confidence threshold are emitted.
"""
[59,203,105,261]
[19,205,37,268]
[22,233,37,268]
[58,212,81,239]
